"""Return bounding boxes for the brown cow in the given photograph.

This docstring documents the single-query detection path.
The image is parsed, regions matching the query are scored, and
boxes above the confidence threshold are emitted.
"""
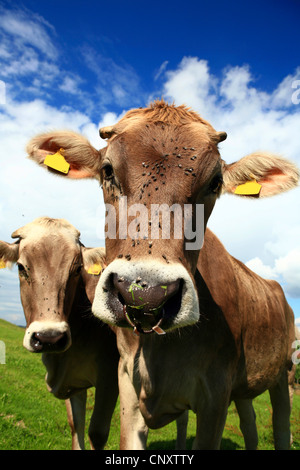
[0,217,189,450]
[26,100,299,449]
[0,217,119,450]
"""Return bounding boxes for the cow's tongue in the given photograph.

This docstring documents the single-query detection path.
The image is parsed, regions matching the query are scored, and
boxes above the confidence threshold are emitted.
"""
[123,305,166,336]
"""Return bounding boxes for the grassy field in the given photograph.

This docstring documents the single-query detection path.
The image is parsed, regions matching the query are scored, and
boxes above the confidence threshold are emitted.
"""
[0,318,299,451]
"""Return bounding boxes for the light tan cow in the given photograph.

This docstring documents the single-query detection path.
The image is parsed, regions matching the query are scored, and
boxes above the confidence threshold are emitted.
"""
[26,100,299,449]
[0,217,119,450]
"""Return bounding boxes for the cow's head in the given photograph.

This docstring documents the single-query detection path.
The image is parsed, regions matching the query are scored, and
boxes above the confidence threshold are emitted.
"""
[26,100,299,334]
[0,217,105,352]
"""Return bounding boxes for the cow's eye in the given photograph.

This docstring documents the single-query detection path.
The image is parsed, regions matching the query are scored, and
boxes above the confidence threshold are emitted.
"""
[17,262,25,272]
[17,262,29,280]
[209,175,223,194]
[102,163,114,180]
[75,265,82,275]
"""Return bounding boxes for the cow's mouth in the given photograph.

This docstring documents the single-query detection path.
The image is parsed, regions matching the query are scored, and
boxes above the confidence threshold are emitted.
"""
[122,304,165,335]
[106,274,184,335]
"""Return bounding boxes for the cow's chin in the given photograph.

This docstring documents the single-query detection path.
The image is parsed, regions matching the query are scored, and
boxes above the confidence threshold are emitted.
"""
[92,259,199,333]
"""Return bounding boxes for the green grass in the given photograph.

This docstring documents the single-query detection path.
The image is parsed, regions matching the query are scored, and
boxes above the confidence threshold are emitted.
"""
[0,318,299,450]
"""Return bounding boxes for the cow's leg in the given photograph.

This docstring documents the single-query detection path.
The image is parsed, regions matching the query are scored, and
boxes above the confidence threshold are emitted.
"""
[88,377,119,450]
[234,398,258,450]
[269,370,291,449]
[119,358,148,450]
[192,389,230,450]
[65,390,87,450]
[175,410,189,450]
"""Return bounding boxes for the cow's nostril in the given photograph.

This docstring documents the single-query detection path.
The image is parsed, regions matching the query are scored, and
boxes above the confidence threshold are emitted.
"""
[31,333,44,352]
[118,292,126,306]
[161,279,183,321]
[30,331,69,353]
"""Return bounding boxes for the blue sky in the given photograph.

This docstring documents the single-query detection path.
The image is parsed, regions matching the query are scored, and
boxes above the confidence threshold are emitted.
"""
[0,0,300,327]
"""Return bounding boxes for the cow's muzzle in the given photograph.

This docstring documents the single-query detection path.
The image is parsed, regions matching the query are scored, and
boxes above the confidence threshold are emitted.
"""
[113,274,183,335]
[23,321,71,353]
[92,259,199,333]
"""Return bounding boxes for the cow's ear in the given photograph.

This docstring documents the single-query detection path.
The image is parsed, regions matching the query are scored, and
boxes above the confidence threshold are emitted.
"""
[82,247,106,274]
[26,131,101,180]
[80,247,106,304]
[0,240,19,267]
[222,152,299,198]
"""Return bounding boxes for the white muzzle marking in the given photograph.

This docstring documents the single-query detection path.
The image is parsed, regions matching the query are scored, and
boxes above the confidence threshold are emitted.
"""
[92,259,199,330]
[23,321,71,352]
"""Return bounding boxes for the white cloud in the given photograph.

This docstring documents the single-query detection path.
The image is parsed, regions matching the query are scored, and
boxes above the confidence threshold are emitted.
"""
[275,250,300,298]
[246,248,300,299]
[245,257,277,280]
[0,265,24,326]
[154,61,169,81]
[81,46,144,108]
[0,7,57,60]
[164,58,218,116]
[59,76,82,95]
[0,6,59,89]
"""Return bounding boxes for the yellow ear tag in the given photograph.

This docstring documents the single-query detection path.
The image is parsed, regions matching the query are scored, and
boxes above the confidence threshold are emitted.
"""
[87,264,102,275]
[44,149,70,174]
[0,259,6,269]
[234,179,262,196]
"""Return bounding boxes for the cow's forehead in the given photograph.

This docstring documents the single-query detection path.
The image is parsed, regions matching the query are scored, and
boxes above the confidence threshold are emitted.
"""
[102,100,227,160]
[106,119,220,165]
[105,119,222,195]
[18,226,81,261]
[118,117,213,143]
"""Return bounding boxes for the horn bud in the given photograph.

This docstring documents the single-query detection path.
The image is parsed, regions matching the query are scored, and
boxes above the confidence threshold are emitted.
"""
[99,126,114,139]
[11,229,23,239]
[215,131,227,143]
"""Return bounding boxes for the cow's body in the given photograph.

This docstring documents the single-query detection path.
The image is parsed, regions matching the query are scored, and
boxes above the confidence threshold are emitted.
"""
[117,229,295,449]
[0,218,119,450]
[26,100,299,449]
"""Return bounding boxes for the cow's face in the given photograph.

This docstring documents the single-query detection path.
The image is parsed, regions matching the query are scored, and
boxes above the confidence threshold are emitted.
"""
[25,101,299,334]
[0,218,105,352]
[93,115,226,333]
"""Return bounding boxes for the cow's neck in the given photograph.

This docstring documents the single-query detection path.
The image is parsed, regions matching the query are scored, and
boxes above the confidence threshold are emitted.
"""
[67,277,93,334]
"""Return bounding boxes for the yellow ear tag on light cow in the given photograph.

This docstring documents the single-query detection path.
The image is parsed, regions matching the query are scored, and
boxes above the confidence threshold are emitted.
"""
[234,179,262,196]
[44,149,70,174]
[87,264,102,275]
[0,259,6,269]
